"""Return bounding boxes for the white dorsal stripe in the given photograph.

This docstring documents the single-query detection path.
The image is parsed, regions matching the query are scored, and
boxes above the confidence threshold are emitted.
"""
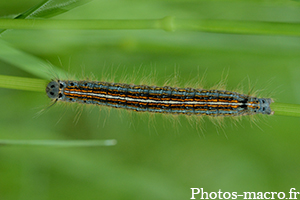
[64,90,249,106]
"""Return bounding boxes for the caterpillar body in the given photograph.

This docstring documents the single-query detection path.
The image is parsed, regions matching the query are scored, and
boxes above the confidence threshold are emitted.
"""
[46,80,273,116]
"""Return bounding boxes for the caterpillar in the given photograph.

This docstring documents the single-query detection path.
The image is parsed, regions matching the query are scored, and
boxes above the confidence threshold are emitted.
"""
[46,79,273,116]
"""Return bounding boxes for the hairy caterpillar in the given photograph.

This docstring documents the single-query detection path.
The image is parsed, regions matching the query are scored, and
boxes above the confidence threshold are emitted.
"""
[46,80,273,116]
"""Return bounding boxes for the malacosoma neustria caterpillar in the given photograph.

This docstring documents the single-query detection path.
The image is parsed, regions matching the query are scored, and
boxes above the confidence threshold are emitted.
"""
[46,80,273,116]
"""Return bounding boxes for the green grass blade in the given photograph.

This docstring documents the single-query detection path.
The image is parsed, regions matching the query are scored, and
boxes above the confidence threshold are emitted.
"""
[271,102,300,117]
[0,0,92,34]
[1,17,300,36]
[1,74,299,119]
[0,18,171,31]
[28,0,92,19]
[0,139,117,147]
[0,39,67,79]
[176,19,300,36]
[0,75,47,92]
[14,0,50,19]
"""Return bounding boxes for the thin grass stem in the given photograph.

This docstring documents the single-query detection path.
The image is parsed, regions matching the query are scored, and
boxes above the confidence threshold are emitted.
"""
[0,139,117,147]
[0,17,174,31]
[1,18,300,36]
[1,74,299,118]
[271,102,300,118]
[0,75,47,92]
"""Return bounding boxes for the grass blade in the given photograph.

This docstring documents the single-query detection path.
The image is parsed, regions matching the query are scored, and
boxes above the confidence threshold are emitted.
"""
[0,39,67,79]
[0,18,300,36]
[0,0,92,34]
[27,0,92,19]
[0,75,47,92]
[271,102,300,118]
[0,139,117,147]
[0,74,299,119]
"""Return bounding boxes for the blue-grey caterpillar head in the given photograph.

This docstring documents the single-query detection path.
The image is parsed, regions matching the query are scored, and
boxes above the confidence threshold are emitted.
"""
[46,80,66,100]
[258,98,274,115]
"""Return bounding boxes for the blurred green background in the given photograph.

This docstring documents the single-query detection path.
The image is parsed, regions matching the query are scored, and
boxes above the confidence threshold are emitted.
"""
[1,0,300,200]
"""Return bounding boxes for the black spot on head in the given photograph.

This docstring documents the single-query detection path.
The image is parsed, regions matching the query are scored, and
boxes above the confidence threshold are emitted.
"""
[46,81,60,99]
